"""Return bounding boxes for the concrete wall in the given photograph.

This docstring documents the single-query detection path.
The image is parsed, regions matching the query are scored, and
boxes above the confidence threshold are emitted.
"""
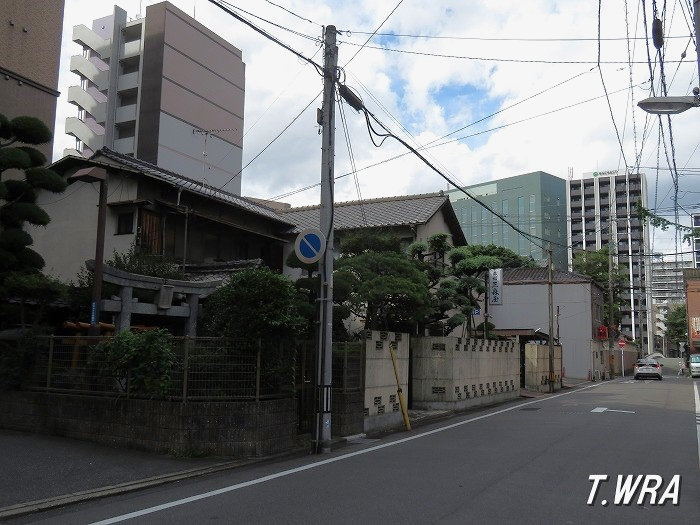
[0,392,297,457]
[524,343,562,392]
[611,342,639,376]
[363,331,409,433]
[412,337,520,410]
[31,171,139,282]
[487,281,598,380]
[0,0,64,160]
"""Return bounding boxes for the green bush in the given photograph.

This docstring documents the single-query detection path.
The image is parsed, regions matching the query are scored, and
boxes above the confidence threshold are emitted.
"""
[92,329,175,397]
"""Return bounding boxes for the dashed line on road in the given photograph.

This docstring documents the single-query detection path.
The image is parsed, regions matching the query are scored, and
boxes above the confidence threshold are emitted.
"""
[89,382,603,525]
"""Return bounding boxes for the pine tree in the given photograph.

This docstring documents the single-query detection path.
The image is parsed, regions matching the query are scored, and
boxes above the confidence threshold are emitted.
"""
[0,113,66,274]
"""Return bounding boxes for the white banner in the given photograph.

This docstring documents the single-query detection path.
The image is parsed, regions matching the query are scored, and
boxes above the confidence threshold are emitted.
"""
[488,268,503,305]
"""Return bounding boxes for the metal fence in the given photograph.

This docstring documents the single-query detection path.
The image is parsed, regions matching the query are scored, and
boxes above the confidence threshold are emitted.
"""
[26,336,297,401]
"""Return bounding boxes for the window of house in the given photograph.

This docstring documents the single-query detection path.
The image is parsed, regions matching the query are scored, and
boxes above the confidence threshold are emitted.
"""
[116,212,134,235]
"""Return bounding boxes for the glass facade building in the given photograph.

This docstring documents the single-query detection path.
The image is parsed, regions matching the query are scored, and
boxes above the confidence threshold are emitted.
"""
[446,171,567,269]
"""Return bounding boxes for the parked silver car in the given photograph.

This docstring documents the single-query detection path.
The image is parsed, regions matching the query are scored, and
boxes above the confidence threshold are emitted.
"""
[633,359,662,380]
[690,354,700,378]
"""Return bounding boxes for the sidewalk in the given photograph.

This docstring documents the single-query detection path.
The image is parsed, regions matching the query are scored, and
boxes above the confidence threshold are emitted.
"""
[0,429,239,517]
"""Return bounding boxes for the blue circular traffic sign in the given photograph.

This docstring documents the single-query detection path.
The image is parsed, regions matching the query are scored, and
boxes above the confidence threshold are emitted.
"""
[294,228,326,264]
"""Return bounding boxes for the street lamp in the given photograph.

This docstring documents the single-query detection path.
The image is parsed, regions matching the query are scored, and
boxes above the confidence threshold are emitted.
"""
[637,88,700,115]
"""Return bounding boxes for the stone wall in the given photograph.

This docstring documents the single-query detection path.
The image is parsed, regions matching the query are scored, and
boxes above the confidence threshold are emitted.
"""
[363,331,409,432]
[412,337,520,410]
[524,343,562,392]
[0,392,297,457]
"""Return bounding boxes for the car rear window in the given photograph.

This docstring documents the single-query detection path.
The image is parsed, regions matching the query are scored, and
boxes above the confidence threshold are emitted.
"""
[691,355,700,363]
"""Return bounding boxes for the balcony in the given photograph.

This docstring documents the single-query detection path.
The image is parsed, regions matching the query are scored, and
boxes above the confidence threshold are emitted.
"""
[115,104,137,124]
[119,39,141,60]
[65,117,104,152]
[67,85,106,123]
[72,24,110,59]
[117,72,139,93]
[69,55,109,91]
[113,137,135,155]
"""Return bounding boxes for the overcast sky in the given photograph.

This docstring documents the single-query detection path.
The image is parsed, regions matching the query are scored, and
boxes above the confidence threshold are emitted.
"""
[55,0,700,256]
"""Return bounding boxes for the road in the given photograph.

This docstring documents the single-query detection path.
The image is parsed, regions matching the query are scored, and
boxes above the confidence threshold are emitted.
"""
[15,377,700,524]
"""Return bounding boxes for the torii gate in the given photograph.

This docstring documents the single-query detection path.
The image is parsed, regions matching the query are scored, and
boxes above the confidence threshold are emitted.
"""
[86,260,221,336]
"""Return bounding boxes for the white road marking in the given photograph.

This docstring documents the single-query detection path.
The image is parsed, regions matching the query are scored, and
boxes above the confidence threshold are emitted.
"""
[90,383,603,524]
[590,407,635,414]
[694,382,700,470]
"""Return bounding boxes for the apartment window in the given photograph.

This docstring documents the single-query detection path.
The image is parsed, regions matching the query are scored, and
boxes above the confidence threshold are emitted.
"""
[471,207,479,242]
[529,194,535,214]
[116,212,134,235]
[502,200,509,248]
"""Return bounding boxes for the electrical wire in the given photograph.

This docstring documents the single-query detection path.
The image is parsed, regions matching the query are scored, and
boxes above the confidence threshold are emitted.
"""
[269,80,646,201]
[337,95,367,226]
[341,31,690,42]
[597,0,630,172]
[263,0,322,27]
[335,39,688,64]
[207,0,323,74]
[342,0,404,67]
[218,90,322,191]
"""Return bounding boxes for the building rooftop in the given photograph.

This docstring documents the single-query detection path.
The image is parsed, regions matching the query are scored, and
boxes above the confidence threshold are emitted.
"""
[53,148,294,226]
[279,192,467,244]
[503,267,596,286]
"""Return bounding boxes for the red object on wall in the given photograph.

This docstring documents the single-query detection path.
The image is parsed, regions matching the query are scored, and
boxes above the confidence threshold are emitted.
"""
[596,325,608,340]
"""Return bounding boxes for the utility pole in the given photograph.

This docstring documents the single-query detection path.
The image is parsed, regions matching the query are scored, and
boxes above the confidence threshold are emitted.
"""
[547,244,555,393]
[695,0,700,87]
[314,25,337,454]
[608,243,615,378]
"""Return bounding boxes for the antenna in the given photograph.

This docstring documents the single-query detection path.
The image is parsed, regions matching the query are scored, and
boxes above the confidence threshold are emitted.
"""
[192,127,236,185]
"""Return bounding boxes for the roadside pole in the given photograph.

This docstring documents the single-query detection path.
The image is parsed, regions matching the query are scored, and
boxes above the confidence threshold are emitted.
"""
[314,25,337,454]
[547,244,555,393]
[608,244,614,378]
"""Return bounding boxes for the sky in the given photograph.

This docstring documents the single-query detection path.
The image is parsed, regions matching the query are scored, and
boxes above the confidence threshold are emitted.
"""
[55,0,700,257]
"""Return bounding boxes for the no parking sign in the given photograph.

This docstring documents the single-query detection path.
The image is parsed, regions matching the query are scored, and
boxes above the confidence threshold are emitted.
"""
[294,228,326,264]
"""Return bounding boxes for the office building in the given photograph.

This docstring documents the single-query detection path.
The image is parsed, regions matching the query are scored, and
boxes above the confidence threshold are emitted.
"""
[0,0,65,161]
[65,1,245,194]
[446,171,567,269]
[566,169,652,347]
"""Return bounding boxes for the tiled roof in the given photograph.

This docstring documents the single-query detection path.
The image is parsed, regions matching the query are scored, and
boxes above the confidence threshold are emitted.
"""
[503,268,594,285]
[279,192,450,232]
[95,148,294,225]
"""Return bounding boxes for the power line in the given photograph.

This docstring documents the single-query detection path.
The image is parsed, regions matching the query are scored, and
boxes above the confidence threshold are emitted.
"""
[341,31,691,42]
[342,0,404,67]
[263,0,322,27]
[208,0,323,73]
[335,39,690,64]
[269,79,645,201]
[597,0,630,172]
[219,91,322,191]
[337,95,367,226]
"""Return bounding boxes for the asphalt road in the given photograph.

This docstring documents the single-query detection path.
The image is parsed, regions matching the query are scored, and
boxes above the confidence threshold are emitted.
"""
[16,377,700,524]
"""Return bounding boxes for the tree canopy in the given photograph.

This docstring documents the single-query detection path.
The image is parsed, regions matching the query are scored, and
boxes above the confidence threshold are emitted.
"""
[572,246,627,326]
[200,267,305,339]
[666,304,686,350]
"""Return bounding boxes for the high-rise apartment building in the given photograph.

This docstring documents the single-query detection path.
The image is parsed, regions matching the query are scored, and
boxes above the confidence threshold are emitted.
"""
[649,255,693,353]
[65,1,245,194]
[692,213,700,268]
[566,169,652,347]
[446,171,567,269]
[0,0,65,160]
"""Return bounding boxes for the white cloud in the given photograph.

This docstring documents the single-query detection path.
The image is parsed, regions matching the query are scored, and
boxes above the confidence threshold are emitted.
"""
[56,0,700,256]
